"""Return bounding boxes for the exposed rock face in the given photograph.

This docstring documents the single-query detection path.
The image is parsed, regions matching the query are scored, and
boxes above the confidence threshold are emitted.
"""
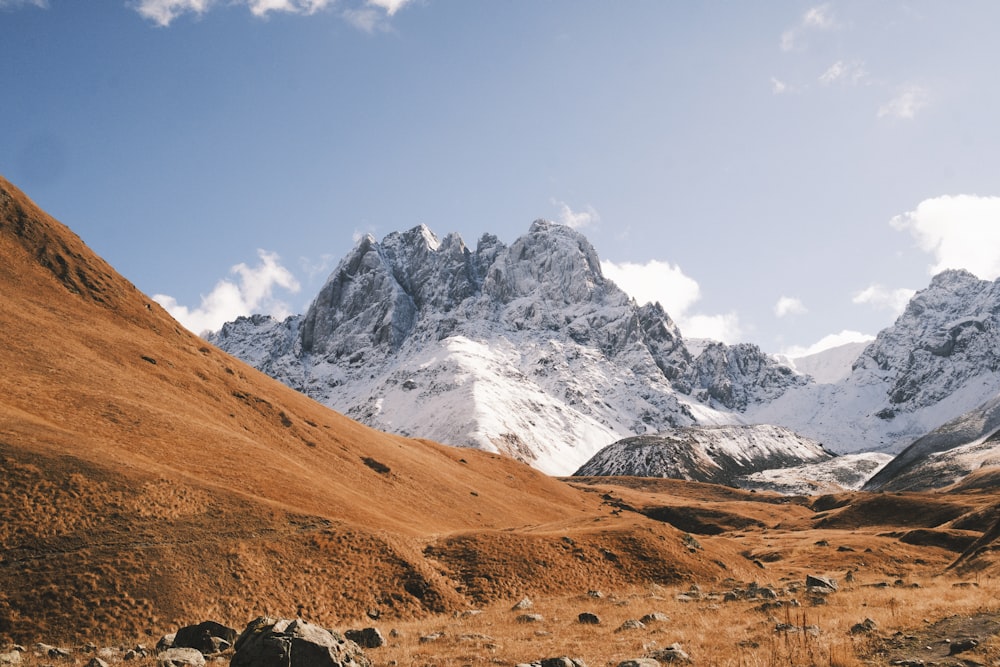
[747,270,1000,456]
[573,425,833,486]
[210,221,802,475]
[230,617,370,667]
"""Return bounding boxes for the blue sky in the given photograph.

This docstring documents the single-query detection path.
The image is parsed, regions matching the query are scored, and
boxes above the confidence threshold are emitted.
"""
[3,1,1000,355]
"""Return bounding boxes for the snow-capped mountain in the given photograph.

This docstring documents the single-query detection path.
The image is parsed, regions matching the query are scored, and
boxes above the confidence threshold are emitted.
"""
[747,270,1000,455]
[862,392,1000,492]
[572,425,834,486]
[211,222,1000,486]
[209,221,803,474]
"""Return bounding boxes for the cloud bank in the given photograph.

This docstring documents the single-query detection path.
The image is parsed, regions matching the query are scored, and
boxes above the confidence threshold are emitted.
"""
[878,85,929,120]
[154,249,301,335]
[600,259,741,343]
[891,194,1000,280]
[130,0,412,27]
[853,284,916,315]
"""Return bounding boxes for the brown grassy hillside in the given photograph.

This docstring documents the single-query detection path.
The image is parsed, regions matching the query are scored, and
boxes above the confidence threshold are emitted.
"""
[0,176,743,643]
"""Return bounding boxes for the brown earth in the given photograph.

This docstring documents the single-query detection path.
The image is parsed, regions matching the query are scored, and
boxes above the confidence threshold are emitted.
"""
[0,175,998,661]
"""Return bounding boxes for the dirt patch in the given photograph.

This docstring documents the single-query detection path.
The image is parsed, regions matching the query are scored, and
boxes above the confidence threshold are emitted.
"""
[870,612,1000,666]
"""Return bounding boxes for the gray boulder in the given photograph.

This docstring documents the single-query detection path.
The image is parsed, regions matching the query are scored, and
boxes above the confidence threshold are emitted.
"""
[158,647,206,667]
[648,644,691,663]
[174,621,238,655]
[343,628,384,649]
[230,617,370,667]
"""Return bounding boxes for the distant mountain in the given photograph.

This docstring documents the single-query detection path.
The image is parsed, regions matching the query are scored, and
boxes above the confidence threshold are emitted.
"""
[738,452,893,495]
[747,270,1000,455]
[210,222,803,474]
[779,341,870,384]
[863,393,1000,492]
[571,425,834,486]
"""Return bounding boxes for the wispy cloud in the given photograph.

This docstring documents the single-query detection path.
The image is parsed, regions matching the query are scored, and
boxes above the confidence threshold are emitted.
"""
[552,199,600,230]
[890,194,1000,279]
[781,3,836,52]
[878,85,929,120]
[130,0,413,27]
[154,249,301,335]
[770,77,788,95]
[0,0,48,8]
[819,60,868,86]
[852,284,916,315]
[774,296,807,318]
[601,259,742,343]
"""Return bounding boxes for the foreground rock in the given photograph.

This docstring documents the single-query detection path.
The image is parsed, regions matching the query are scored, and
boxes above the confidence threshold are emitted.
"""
[173,621,238,655]
[230,617,370,667]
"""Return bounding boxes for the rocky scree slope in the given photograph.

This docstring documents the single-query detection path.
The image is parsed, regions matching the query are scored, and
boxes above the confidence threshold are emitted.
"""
[572,425,835,486]
[210,222,807,475]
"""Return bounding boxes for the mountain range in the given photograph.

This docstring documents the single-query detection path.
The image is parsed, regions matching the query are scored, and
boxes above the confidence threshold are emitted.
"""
[211,222,1000,487]
[2,174,999,649]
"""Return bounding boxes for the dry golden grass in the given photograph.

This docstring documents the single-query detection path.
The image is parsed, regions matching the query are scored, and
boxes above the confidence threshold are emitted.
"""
[1,175,999,666]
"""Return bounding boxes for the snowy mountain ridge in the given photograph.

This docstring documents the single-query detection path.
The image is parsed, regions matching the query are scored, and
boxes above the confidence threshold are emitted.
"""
[211,222,1000,483]
[210,221,805,474]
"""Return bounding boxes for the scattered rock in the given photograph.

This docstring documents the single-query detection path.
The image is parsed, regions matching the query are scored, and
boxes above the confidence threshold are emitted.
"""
[0,651,21,665]
[587,590,603,599]
[230,617,370,667]
[156,634,175,652]
[618,660,660,667]
[512,597,534,610]
[173,621,238,655]
[516,614,544,624]
[639,613,670,624]
[948,638,979,655]
[648,643,691,663]
[577,612,601,625]
[805,575,838,593]
[86,658,110,667]
[540,658,587,667]
[157,647,206,667]
[343,628,384,650]
[418,633,443,644]
[850,618,878,635]
[616,619,646,632]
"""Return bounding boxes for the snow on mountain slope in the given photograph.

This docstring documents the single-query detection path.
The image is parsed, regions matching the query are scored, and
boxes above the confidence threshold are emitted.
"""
[747,270,1000,455]
[780,341,870,384]
[210,221,804,475]
[863,392,1000,492]
[737,452,893,495]
[572,425,834,486]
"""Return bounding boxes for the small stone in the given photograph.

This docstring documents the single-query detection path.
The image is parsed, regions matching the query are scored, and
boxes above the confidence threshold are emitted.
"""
[157,647,206,667]
[648,643,691,663]
[512,596,534,610]
[418,633,443,643]
[516,614,544,624]
[849,618,878,635]
[86,659,109,667]
[617,660,660,667]
[0,651,22,665]
[616,619,646,632]
[344,628,385,649]
[577,612,601,625]
[805,575,837,592]
[639,613,670,624]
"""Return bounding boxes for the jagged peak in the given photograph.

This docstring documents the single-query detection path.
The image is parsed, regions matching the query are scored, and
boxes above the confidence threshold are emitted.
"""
[928,268,984,288]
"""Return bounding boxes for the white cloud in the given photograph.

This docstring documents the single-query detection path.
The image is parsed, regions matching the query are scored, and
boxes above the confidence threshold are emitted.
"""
[770,77,788,95]
[890,194,1000,279]
[154,249,301,335]
[819,60,868,86]
[130,0,411,27]
[877,85,929,120]
[781,4,835,52]
[0,0,48,7]
[781,330,875,358]
[852,284,916,314]
[802,4,834,29]
[774,296,807,318]
[600,259,742,343]
[553,199,600,230]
